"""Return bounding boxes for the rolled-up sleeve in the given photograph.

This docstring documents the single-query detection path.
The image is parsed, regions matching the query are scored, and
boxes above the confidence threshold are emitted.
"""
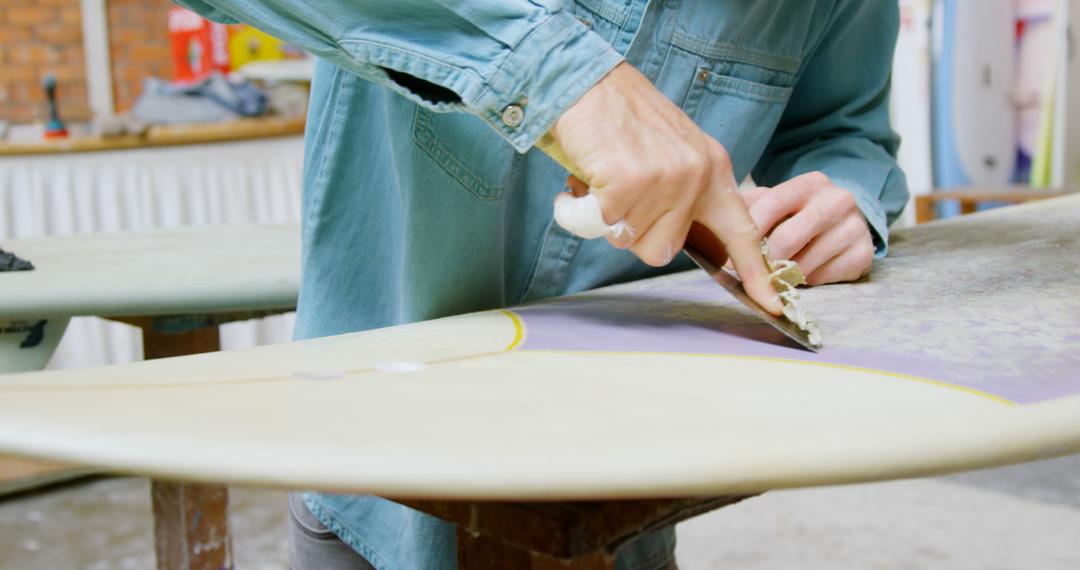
[174,0,623,152]
[752,0,910,256]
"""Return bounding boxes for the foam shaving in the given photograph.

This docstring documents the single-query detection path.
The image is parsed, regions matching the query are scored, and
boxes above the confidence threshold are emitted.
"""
[763,240,822,347]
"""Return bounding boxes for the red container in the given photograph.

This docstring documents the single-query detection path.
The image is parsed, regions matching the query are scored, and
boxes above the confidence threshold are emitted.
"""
[168,7,232,83]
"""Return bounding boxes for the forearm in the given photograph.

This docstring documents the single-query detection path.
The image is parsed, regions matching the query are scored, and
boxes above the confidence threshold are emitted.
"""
[174,0,622,151]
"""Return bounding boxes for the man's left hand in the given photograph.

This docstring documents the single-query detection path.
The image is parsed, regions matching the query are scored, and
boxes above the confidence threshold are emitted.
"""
[741,171,875,286]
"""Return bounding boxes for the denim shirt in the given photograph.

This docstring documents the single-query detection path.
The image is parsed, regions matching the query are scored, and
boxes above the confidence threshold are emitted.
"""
[178,1,908,568]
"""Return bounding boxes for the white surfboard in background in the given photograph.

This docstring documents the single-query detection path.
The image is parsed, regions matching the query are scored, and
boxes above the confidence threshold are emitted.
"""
[930,0,1016,195]
[890,0,934,227]
[1053,0,1080,188]
[1013,0,1058,187]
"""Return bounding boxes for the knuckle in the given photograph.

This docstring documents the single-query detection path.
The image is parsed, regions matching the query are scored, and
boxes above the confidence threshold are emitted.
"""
[804,170,830,187]
[734,218,761,241]
[706,140,731,165]
[767,234,795,259]
[821,195,856,224]
[715,217,760,247]
[860,240,876,260]
[608,155,650,186]
[647,164,668,186]
[593,154,622,177]
[853,243,874,269]
[805,207,823,232]
[666,153,706,187]
[623,166,655,189]
[834,190,857,211]
[680,148,709,173]
[757,192,784,218]
[842,217,866,242]
[690,163,713,191]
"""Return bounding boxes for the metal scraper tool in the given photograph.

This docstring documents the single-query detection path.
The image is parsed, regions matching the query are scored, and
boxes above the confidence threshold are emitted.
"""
[537,134,822,352]
[683,247,821,352]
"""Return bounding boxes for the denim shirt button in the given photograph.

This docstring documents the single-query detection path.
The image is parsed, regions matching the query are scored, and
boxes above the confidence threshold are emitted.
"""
[501,104,525,128]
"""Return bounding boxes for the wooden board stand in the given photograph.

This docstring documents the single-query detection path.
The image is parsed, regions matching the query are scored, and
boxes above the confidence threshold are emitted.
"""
[139,318,233,570]
[0,457,95,496]
[402,496,750,569]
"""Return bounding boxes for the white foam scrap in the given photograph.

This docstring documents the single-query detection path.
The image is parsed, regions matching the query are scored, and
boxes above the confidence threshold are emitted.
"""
[374,361,428,373]
[553,193,628,239]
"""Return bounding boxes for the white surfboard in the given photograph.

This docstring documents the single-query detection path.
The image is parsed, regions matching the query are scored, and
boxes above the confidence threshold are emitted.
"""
[0,197,1076,500]
[932,0,1017,189]
[892,0,934,226]
[0,224,300,373]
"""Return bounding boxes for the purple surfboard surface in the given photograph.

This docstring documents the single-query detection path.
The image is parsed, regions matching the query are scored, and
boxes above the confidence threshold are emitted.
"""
[514,197,1080,404]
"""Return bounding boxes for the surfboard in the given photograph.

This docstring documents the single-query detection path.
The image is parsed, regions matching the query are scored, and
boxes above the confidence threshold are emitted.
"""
[0,223,300,373]
[932,0,1017,190]
[0,197,1076,500]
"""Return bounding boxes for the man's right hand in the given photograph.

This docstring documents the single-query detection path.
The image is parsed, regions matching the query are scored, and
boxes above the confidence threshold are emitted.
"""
[546,62,783,315]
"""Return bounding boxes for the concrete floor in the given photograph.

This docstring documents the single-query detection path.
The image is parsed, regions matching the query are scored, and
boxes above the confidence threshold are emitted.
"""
[2,455,1079,569]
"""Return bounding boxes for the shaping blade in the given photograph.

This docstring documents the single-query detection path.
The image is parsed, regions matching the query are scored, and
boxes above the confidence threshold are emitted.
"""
[684,247,822,352]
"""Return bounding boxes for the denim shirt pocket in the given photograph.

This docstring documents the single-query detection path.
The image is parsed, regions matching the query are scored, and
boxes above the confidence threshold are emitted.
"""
[656,34,797,179]
[412,107,522,200]
[684,68,792,176]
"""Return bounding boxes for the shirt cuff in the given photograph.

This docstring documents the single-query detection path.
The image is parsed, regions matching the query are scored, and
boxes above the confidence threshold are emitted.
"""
[339,10,623,153]
[817,157,904,258]
[472,10,625,152]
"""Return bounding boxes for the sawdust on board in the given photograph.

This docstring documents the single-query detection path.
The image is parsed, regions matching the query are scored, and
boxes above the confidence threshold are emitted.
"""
[763,240,822,347]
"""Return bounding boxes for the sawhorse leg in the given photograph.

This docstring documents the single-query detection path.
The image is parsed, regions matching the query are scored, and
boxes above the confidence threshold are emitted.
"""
[401,495,753,569]
[112,309,287,570]
[140,322,233,570]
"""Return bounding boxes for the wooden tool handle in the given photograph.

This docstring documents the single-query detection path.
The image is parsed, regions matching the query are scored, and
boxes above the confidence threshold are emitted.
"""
[536,132,588,183]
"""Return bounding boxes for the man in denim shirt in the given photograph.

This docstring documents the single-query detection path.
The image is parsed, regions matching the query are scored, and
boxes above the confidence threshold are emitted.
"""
[176,1,908,568]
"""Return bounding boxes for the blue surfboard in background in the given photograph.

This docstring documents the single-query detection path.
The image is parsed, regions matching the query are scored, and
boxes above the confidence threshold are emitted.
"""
[931,0,1016,217]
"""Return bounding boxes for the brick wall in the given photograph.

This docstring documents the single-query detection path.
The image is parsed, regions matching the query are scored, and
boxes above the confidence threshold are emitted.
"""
[0,0,90,124]
[0,0,175,124]
[107,0,174,114]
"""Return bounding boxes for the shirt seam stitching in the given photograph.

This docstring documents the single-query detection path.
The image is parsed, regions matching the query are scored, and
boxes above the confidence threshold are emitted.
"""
[670,29,801,73]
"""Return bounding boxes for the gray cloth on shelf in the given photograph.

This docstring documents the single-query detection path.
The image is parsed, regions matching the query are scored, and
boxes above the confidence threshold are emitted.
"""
[132,73,268,125]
